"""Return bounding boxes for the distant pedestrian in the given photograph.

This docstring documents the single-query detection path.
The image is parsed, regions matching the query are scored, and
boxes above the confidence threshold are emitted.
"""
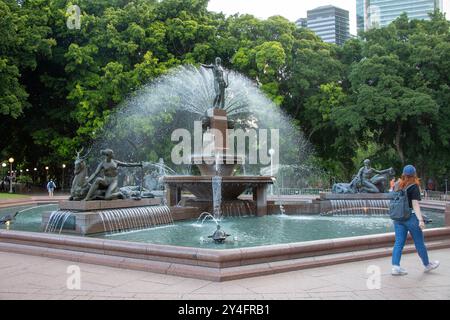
[391,165,440,276]
[47,180,56,197]
[427,178,435,191]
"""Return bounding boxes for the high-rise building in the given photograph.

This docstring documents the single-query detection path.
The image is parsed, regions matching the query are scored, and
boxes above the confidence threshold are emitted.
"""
[357,0,443,33]
[296,18,308,28]
[306,5,350,46]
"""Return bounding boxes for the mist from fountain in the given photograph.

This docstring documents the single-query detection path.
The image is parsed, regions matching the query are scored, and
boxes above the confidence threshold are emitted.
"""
[77,65,325,237]
[92,65,315,178]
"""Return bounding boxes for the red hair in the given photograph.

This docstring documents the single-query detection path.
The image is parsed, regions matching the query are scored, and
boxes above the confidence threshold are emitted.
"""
[398,174,421,191]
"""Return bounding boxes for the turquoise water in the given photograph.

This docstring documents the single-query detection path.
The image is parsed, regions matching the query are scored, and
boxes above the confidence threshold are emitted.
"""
[0,204,58,232]
[93,212,445,249]
[0,205,445,249]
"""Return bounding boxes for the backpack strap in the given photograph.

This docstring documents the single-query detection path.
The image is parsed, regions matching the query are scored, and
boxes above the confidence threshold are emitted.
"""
[404,184,417,210]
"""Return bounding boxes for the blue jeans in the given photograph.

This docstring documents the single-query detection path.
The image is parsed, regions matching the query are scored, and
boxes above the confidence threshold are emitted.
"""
[392,213,429,266]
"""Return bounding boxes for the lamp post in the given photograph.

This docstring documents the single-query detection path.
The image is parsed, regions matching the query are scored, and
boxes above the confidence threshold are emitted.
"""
[62,164,66,192]
[8,158,14,193]
[1,163,6,192]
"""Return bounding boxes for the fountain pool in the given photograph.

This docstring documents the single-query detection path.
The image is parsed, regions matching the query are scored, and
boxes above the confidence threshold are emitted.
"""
[93,213,445,249]
[1,205,444,249]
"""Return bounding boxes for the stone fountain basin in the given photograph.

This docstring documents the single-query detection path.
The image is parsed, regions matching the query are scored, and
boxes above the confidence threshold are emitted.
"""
[164,176,273,201]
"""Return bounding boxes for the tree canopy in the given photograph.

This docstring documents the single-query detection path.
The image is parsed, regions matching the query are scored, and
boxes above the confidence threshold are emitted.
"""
[0,1,449,188]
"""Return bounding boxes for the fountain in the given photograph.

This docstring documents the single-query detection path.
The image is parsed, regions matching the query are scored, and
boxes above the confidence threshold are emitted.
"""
[1,58,449,282]
[41,60,286,235]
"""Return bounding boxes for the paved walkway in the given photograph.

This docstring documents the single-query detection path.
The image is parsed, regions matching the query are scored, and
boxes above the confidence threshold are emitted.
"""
[0,249,449,300]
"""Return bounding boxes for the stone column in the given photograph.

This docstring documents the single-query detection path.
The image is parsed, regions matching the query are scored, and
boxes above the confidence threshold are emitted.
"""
[255,184,268,217]
[166,184,181,207]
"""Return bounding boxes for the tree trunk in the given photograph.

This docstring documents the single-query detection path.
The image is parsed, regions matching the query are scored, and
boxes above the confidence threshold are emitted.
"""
[394,122,405,165]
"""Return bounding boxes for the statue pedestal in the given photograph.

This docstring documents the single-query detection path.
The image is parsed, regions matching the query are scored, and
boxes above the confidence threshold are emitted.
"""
[43,198,200,235]
[320,193,393,200]
[319,192,393,215]
[59,199,162,211]
[165,176,272,217]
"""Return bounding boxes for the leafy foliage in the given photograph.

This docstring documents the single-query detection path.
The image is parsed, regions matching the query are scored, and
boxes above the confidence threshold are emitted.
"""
[0,2,448,187]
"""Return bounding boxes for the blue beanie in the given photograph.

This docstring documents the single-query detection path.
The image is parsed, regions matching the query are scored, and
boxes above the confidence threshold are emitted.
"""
[403,165,416,176]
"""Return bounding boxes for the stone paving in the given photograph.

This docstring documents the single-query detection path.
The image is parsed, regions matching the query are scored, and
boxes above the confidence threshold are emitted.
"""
[0,249,449,300]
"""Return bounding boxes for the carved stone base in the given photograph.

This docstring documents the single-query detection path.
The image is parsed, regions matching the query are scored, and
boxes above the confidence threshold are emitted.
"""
[42,204,200,235]
[320,192,393,200]
[59,198,162,211]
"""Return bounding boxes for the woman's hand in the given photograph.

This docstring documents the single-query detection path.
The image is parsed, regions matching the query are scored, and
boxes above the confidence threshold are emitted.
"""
[419,220,426,230]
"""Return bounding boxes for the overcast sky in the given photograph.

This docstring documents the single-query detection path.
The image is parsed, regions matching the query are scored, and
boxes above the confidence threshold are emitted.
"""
[208,0,358,34]
[208,0,450,36]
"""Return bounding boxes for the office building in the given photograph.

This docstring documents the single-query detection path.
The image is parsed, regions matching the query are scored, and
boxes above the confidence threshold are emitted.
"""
[357,0,443,33]
[296,18,308,28]
[306,5,350,46]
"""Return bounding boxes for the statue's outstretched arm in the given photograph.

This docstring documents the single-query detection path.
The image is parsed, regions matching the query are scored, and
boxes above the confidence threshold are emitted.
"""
[88,163,103,183]
[377,168,393,174]
[201,63,214,69]
[116,160,142,168]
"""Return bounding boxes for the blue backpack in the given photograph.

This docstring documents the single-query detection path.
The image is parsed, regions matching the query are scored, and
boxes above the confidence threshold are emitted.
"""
[389,184,414,221]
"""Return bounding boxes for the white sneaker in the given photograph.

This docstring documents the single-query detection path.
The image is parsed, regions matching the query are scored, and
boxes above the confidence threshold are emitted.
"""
[424,261,440,273]
[391,265,408,276]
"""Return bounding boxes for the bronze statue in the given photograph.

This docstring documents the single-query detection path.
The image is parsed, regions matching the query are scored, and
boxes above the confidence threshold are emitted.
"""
[357,159,394,193]
[69,148,91,201]
[201,57,228,109]
[84,149,142,201]
[332,159,395,194]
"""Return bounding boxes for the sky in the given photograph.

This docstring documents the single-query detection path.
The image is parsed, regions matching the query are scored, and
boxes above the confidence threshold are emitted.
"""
[208,0,358,35]
[208,0,450,36]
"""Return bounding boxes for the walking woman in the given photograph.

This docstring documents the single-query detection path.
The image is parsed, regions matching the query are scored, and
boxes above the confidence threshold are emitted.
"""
[391,165,440,276]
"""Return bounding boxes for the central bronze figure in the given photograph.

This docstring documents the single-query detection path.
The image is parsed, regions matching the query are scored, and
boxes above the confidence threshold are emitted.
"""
[201,57,228,109]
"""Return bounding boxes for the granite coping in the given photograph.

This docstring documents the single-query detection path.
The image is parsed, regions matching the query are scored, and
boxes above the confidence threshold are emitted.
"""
[2,227,450,266]
[1,237,450,282]
[164,176,273,184]
[58,198,163,211]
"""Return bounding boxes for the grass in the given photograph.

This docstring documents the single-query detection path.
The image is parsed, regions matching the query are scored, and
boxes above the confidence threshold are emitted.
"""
[0,193,31,200]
